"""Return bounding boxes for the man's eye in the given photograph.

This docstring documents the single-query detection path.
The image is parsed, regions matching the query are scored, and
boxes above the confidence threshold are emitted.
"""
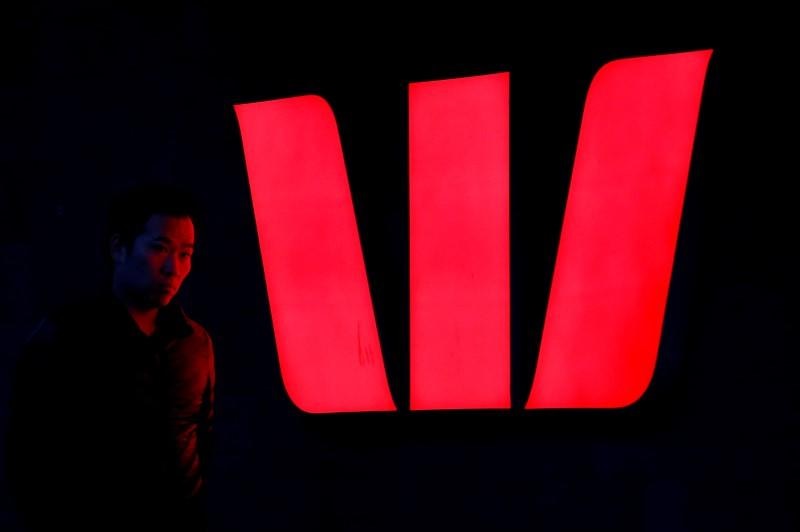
[180,252,192,259]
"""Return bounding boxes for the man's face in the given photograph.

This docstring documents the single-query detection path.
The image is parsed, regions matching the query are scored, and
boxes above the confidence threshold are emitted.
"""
[113,214,195,309]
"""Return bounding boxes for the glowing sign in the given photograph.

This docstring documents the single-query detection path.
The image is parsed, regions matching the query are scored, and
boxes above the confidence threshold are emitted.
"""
[235,50,712,413]
[527,50,712,408]
[234,95,396,413]
[409,73,510,410]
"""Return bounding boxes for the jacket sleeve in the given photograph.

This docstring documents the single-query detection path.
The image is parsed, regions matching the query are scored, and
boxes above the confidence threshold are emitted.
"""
[165,325,216,501]
[197,331,215,483]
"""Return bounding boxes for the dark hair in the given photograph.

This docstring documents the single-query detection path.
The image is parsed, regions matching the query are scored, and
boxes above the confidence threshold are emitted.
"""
[107,183,201,249]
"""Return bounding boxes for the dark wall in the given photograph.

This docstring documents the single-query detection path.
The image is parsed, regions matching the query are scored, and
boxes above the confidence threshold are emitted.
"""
[1,6,795,531]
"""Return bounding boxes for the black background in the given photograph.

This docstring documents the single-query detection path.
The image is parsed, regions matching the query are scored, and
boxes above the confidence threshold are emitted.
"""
[1,5,796,531]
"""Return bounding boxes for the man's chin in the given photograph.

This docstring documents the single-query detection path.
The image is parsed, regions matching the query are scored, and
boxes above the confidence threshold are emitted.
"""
[156,294,175,307]
[147,291,175,308]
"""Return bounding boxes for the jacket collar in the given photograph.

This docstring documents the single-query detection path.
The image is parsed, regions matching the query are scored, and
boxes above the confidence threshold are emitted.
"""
[106,292,193,340]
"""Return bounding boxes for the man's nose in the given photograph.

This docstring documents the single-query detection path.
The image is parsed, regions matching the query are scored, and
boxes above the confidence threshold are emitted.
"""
[162,253,177,275]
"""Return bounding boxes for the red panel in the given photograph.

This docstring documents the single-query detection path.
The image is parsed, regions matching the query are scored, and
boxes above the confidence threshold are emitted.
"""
[409,73,510,410]
[235,96,396,413]
[527,50,713,409]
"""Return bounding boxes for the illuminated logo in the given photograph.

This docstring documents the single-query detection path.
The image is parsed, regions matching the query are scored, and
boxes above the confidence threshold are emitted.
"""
[235,50,712,413]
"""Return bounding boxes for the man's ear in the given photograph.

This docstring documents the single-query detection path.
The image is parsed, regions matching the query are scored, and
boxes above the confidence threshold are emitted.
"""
[110,234,127,265]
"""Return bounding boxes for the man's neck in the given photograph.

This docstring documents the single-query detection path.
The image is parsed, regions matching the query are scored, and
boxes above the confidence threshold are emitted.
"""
[126,306,159,337]
[112,283,159,336]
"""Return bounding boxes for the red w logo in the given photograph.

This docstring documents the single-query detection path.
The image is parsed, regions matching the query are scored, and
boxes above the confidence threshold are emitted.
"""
[234,50,712,413]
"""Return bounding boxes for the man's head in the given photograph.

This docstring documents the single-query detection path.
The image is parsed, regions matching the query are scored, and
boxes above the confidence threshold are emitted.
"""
[108,184,199,310]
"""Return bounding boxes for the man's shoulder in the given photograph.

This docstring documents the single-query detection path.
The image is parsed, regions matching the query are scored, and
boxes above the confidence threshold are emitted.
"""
[184,313,213,345]
[163,307,215,380]
[19,299,97,371]
[30,295,113,336]
[170,304,215,356]
[26,299,88,344]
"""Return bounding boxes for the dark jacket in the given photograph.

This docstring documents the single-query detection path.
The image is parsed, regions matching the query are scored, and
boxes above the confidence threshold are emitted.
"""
[6,293,215,531]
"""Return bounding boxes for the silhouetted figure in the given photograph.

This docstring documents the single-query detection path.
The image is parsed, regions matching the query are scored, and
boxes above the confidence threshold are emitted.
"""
[7,184,215,531]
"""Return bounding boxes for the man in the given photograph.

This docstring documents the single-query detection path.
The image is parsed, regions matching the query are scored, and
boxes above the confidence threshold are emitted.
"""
[7,184,215,531]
